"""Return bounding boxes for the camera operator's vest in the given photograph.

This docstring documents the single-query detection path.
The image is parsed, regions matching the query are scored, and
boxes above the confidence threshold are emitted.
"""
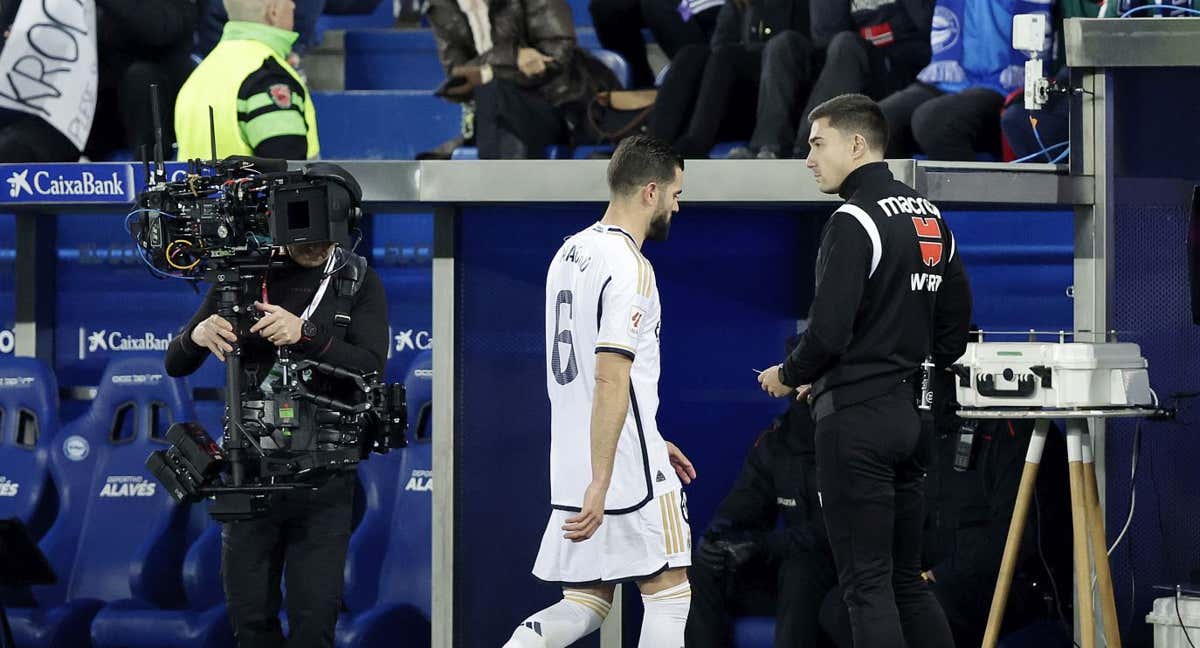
[175,22,319,160]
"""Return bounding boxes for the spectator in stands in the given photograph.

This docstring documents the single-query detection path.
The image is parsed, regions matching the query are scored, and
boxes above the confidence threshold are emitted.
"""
[195,0,386,60]
[875,0,1050,161]
[759,0,933,159]
[589,0,722,89]
[651,0,812,158]
[821,369,1074,647]
[427,0,620,158]
[0,0,196,163]
[1002,0,1105,162]
[686,397,838,647]
[176,0,319,160]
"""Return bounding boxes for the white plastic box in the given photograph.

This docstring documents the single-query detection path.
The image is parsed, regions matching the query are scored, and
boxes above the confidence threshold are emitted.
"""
[1147,596,1200,648]
[952,342,1152,409]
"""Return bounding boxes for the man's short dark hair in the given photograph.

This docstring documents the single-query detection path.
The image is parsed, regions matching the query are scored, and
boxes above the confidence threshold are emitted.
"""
[607,136,684,197]
[807,94,888,153]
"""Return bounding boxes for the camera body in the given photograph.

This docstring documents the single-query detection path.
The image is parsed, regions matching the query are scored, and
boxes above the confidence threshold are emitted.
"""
[133,157,404,520]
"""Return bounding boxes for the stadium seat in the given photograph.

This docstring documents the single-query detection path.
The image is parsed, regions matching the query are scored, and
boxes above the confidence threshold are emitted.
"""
[711,141,750,159]
[7,356,197,648]
[343,29,443,91]
[450,145,567,160]
[336,351,434,648]
[90,521,234,648]
[0,358,60,540]
[567,0,592,26]
[734,617,775,647]
[590,48,630,89]
[317,0,395,37]
[313,91,462,159]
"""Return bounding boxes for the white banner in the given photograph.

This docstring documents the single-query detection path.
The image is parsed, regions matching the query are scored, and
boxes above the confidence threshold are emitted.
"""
[0,0,98,150]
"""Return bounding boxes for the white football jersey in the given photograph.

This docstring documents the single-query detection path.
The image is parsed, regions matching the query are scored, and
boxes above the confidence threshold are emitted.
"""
[544,222,678,514]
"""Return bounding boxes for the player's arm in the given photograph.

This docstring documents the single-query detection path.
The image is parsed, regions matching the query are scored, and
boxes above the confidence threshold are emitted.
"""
[562,351,631,542]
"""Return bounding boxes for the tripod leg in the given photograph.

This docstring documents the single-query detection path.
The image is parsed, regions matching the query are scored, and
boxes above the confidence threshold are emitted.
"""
[983,418,1049,648]
[1068,420,1097,648]
[1083,429,1122,646]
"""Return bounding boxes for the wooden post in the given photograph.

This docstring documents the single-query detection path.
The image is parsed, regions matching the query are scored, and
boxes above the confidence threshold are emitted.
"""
[1083,431,1122,646]
[983,419,1050,648]
[1067,421,1097,648]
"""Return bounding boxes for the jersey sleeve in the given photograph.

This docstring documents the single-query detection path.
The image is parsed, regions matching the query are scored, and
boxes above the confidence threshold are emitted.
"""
[237,58,310,159]
[595,252,653,360]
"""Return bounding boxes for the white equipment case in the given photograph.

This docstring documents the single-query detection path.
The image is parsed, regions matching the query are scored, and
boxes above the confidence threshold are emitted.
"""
[952,340,1153,409]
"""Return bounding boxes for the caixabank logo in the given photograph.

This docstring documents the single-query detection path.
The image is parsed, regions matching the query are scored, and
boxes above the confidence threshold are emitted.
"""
[3,165,134,203]
[78,328,173,360]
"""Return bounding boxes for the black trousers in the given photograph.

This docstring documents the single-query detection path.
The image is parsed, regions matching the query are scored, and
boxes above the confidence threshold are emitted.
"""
[222,471,355,648]
[749,30,815,155]
[814,387,954,648]
[474,78,567,159]
[821,570,1052,648]
[685,550,838,648]
[880,82,1005,160]
[791,33,929,157]
[654,43,760,158]
[589,0,717,89]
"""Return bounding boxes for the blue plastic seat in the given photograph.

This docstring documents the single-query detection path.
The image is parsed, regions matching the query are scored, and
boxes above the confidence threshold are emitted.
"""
[590,48,630,89]
[8,356,197,648]
[0,358,60,540]
[313,91,462,159]
[734,617,775,647]
[343,29,444,90]
[450,145,567,160]
[90,521,233,648]
[336,351,433,648]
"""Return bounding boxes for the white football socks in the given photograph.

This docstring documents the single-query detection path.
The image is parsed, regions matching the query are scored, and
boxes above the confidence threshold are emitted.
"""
[638,580,690,648]
[502,590,612,648]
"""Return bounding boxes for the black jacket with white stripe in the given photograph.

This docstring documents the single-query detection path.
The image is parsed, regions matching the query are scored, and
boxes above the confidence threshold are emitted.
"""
[780,162,972,416]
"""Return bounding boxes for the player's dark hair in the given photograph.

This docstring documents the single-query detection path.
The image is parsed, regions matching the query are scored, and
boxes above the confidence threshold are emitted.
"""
[807,93,888,153]
[606,136,684,197]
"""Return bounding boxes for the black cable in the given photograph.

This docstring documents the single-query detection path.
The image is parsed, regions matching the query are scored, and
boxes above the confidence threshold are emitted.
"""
[1178,586,1197,648]
[324,230,364,279]
[1034,488,1081,648]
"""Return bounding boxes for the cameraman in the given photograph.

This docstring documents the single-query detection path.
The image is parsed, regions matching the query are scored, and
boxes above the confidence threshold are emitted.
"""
[164,222,388,647]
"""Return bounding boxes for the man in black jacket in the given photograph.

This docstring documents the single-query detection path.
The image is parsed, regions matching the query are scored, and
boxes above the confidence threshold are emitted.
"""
[0,0,197,162]
[165,224,389,648]
[757,94,969,648]
[685,398,837,648]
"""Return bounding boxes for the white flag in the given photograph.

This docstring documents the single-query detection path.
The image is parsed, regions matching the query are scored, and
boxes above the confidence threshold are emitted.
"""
[0,0,98,151]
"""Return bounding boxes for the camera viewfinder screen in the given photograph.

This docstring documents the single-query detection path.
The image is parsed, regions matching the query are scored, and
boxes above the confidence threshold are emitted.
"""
[288,200,311,231]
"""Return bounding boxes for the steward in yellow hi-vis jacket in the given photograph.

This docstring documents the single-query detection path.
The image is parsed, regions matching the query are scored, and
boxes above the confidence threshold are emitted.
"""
[176,13,319,160]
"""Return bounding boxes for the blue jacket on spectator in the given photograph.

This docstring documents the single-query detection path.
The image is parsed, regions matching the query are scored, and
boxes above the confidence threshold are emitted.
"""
[916,0,1050,96]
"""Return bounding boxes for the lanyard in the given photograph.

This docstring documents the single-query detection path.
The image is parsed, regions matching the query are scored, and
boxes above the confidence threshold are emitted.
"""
[299,251,338,322]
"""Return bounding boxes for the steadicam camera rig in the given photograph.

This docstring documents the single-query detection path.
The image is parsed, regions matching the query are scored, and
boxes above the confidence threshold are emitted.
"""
[130,98,406,521]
